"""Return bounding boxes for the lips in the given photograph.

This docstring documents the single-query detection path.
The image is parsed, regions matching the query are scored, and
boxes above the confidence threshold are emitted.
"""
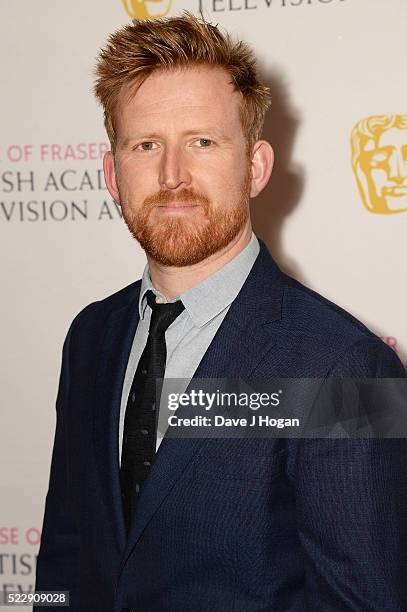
[154,202,202,211]
[384,186,407,197]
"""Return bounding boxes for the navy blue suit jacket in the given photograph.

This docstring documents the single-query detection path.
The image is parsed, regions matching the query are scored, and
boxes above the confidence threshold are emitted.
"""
[35,240,407,611]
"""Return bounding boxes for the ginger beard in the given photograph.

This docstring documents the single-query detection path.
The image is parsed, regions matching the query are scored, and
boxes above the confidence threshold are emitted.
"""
[119,169,251,267]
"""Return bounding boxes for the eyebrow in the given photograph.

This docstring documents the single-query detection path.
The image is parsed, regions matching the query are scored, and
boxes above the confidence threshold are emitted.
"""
[120,129,232,146]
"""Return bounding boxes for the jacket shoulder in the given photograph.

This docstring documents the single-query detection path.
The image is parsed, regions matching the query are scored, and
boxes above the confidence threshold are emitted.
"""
[280,275,404,377]
[283,275,375,340]
[66,279,141,337]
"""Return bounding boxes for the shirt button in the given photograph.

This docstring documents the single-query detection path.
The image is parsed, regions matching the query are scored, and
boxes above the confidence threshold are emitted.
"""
[141,429,149,435]
[155,295,164,304]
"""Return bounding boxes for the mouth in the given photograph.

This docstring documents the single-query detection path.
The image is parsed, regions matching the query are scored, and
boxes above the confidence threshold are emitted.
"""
[154,202,202,213]
[384,186,407,197]
[157,201,200,208]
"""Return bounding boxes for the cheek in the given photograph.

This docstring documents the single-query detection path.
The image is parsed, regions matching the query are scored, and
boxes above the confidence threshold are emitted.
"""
[203,163,248,194]
[370,169,388,190]
[116,167,155,203]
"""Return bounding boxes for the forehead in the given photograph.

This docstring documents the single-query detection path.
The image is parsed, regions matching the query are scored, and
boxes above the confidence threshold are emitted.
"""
[115,65,244,136]
[364,127,407,151]
[377,127,407,148]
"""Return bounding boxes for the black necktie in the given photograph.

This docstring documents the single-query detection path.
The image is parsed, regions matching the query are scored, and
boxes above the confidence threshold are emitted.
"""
[120,289,185,534]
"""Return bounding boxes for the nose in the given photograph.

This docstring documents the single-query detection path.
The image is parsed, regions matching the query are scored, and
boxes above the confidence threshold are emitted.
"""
[388,148,407,183]
[158,144,191,190]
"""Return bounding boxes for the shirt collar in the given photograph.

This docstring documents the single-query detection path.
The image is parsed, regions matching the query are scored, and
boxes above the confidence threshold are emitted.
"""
[138,232,260,328]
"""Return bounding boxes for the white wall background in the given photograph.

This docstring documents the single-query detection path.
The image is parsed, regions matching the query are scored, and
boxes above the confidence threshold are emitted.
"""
[1,0,405,602]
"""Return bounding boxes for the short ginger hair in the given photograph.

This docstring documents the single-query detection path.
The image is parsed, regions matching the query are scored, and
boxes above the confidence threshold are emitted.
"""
[94,10,271,153]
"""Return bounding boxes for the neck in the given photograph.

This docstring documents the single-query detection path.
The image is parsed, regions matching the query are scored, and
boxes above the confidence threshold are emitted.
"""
[147,222,253,300]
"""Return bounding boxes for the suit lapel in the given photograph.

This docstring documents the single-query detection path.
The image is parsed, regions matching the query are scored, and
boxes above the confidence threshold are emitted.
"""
[92,285,141,554]
[119,241,285,573]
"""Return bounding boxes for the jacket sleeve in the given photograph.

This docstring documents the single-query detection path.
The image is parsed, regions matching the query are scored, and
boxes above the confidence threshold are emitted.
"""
[34,319,81,611]
[294,338,407,611]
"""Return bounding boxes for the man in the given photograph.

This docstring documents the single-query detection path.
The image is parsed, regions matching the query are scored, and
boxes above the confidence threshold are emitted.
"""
[351,114,407,214]
[35,11,407,611]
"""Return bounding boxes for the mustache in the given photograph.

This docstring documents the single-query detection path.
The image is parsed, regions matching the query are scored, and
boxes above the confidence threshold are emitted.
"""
[142,188,211,210]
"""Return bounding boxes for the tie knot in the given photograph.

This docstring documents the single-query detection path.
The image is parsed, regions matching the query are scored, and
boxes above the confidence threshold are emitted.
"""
[146,289,185,335]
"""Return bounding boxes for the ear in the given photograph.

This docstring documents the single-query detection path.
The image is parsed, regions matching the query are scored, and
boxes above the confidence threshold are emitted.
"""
[103,151,121,204]
[249,140,274,198]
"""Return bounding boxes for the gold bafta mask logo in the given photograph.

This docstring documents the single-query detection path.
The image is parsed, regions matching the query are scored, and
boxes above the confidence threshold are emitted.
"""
[122,0,172,20]
[351,115,407,214]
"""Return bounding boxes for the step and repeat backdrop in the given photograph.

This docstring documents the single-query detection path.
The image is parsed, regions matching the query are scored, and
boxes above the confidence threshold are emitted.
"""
[1,0,406,600]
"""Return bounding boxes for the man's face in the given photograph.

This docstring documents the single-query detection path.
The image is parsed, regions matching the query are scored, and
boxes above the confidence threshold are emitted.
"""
[358,127,407,213]
[104,65,253,266]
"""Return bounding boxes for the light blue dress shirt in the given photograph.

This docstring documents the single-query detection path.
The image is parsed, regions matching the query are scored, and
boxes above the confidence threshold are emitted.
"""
[119,232,260,463]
